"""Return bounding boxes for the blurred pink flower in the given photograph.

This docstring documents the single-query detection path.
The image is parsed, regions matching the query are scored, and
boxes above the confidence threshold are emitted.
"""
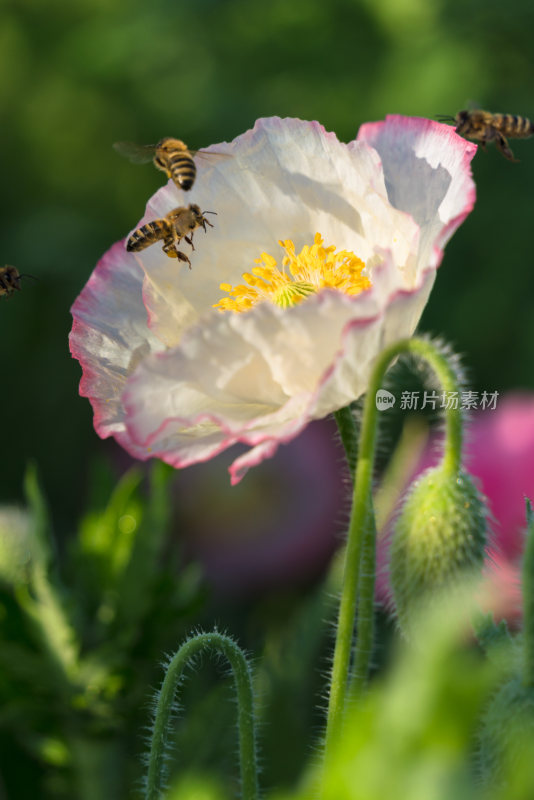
[467,396,534,561]
[70,115,476,483]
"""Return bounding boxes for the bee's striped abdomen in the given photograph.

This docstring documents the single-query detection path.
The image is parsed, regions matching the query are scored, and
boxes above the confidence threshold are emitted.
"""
[126,221,168,252]
[498,114,534,138]
[168,152,196,191]
[516,115,534,137]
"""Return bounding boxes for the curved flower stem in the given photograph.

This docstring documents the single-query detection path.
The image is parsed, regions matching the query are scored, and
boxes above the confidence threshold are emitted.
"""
[407,338,463,478]
[324,336,464,769]
[145,631,259,800]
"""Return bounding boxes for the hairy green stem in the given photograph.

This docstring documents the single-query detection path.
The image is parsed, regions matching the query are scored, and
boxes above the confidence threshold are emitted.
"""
[324,337,464,769]
[350,499,377,698]
[145,631,259,800]
[324,381,378,761]
[333,405,359,481]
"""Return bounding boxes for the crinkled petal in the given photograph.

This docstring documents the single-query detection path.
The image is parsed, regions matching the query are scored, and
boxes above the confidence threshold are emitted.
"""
[129,117,421,346]
[357,115,476,279]
[69,241,164,455]
[122,253,435,481]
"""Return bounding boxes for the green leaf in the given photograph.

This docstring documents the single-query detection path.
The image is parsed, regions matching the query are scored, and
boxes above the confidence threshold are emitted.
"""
[110,461,174,651]
[23,461,53,568]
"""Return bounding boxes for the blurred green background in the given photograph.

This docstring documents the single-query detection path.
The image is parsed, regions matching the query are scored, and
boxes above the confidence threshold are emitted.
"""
[2,0,534,796]
[2,0,534,526]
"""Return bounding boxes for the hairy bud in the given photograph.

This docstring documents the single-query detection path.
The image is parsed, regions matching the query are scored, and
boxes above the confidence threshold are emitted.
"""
[390,465,488,637]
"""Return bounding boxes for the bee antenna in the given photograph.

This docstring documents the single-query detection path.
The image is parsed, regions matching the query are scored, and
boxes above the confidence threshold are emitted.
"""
[19,273,38,282]
[435,114,456,123]
[203,210,217,216]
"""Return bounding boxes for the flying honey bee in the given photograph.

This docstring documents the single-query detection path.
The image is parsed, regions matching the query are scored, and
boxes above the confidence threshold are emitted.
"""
[0,265,22,297]
[113,137,229,191]
[437,109,534,162]
[126,204,216,268]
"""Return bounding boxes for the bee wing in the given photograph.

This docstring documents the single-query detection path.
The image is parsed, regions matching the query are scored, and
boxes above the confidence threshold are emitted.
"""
[191,148,233,162]
[113,141,156,164]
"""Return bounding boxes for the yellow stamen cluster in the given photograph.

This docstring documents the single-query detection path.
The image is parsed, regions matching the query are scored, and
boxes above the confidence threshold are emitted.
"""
[213,233,371,313]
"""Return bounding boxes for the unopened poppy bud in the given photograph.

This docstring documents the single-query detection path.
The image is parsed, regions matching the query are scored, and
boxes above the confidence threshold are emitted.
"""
[390,465,488,636]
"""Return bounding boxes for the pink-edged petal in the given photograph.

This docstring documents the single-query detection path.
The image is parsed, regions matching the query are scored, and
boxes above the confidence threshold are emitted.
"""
[357,115,476,278]
[311,268,436,418]
[229,441,281,486]
[121,252,435,482]
[69,241,164,456]
[121,304,308,469]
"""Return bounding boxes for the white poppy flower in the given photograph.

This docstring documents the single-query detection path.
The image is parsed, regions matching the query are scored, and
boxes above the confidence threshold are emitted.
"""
[70,116,476,483]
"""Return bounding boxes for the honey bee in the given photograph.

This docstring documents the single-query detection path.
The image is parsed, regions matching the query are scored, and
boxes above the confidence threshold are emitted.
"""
[0,265,22,297]
[437,109,534,162]
[126,204,215,268]
[113,137,229,191]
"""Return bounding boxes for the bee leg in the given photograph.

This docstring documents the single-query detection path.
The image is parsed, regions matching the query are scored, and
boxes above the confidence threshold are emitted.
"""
[184,234,195,251]
[168,231,192,267]
[176,250,192,269]
[495,132,518,162]
[162,238,179,258]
